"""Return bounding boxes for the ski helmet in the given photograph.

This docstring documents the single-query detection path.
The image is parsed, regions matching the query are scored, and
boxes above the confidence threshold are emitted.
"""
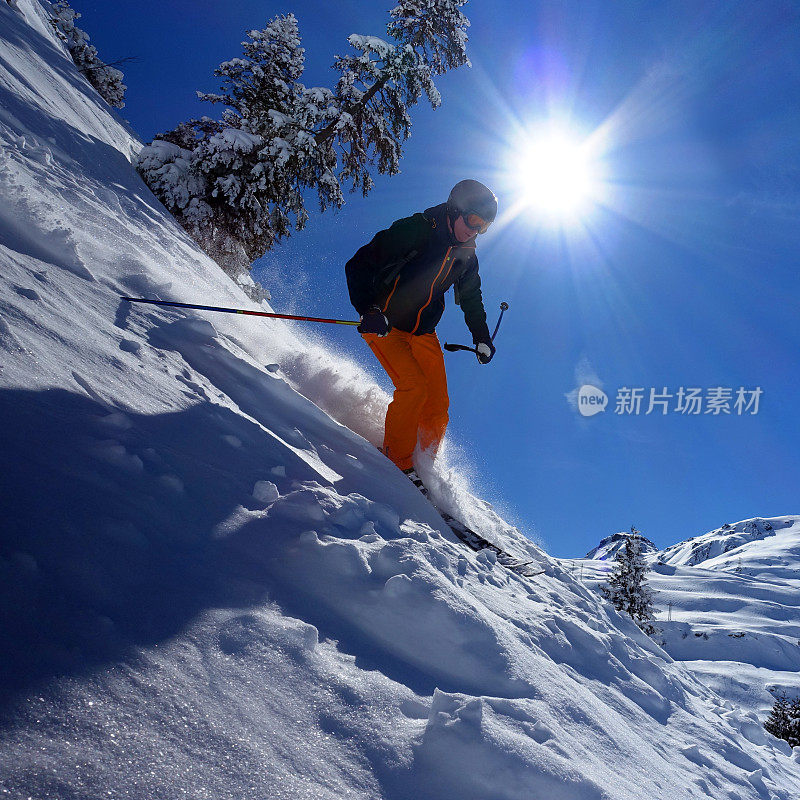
[447,179,498,225]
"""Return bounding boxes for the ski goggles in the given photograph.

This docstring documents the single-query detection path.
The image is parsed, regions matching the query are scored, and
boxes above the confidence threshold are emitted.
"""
[462,212,492,234]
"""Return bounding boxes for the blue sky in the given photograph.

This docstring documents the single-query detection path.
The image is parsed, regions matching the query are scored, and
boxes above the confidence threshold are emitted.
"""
[80,0,800,557]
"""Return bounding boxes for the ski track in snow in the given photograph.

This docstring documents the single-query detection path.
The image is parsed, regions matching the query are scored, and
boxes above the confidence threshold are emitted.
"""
[1,2,800,798]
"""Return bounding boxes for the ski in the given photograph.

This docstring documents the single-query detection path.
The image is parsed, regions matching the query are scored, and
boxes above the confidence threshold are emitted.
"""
[404,470,544,578]
[438,509,544,578]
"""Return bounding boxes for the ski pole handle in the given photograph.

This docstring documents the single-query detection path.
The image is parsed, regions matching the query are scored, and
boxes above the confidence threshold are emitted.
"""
[443,343,477,353]
[444,301,509,355]
[491,301,509,341]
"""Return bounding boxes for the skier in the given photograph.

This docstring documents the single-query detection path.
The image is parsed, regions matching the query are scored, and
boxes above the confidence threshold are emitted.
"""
[345,179,498,486]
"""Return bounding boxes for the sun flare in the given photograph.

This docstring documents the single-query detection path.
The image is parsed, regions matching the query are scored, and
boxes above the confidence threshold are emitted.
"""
[515,129,604,222]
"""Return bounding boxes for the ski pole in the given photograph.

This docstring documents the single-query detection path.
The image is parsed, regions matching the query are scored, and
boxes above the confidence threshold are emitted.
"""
[120,297,360,326]
[444,301,509,354]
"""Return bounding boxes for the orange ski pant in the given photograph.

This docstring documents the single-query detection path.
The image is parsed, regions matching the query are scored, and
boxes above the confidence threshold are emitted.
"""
[362,329,449,471]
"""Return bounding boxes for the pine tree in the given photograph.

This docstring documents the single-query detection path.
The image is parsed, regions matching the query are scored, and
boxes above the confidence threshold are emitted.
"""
[764,693,800,748]
[601,527,658,636]
[137,1,470,277]
[49,1,126,108]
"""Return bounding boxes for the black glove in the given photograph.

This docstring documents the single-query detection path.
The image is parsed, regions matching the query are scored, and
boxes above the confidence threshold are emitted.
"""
[475,339,496,364]
[358,306,390,336]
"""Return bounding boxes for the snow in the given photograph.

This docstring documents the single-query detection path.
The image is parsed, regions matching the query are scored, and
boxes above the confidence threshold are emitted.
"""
[2,3,800,798]
[574,517,800,724]
[348,34,395,60]
[252,479,280,504]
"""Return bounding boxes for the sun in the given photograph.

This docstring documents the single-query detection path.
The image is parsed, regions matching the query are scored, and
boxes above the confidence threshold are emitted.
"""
[515,128,604,223]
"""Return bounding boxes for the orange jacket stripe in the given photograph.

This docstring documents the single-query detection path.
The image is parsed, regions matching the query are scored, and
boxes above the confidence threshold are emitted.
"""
[411,247,453,335]
[381,274,402,314]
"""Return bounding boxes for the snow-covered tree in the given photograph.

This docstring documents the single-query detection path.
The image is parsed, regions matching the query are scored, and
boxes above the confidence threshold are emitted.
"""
[137,1,470,276]
[601,527,658,636]
[764,693,800,748]
[49,1,126,108]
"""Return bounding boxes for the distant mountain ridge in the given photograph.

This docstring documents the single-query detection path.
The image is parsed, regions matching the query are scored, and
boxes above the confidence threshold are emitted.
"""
[658,516,798,572]
[585,515,800,574]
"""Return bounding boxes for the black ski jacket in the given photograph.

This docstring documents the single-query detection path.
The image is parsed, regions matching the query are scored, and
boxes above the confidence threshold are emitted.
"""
[345,203,491,342]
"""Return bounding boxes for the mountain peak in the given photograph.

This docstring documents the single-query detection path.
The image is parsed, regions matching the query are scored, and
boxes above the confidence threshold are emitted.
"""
[585,530,658,560]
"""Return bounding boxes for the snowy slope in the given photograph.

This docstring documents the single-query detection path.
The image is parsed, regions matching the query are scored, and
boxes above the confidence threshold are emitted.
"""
[575,518,800,734]
[2,3,800,798]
